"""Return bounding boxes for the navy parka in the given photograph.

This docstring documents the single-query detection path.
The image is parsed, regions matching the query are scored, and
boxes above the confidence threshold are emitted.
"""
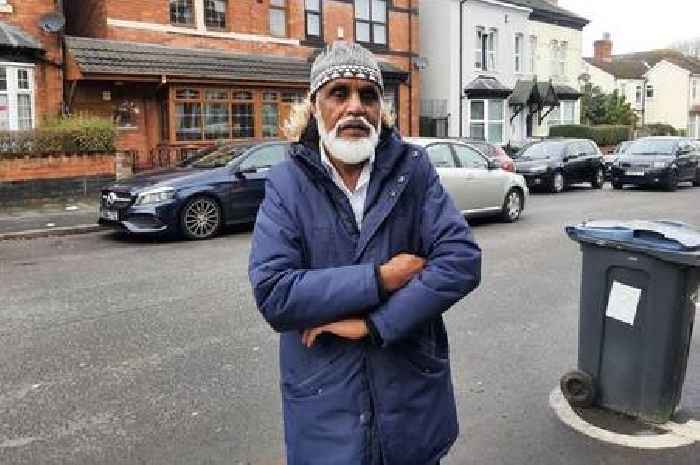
[249,123,482,465]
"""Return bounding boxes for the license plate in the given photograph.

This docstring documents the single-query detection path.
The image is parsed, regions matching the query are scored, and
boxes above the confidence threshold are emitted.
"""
[101,209,118,221]
[626,170,645,176]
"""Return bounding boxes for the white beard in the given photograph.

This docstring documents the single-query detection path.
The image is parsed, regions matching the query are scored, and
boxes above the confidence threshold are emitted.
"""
[316,104,380,165]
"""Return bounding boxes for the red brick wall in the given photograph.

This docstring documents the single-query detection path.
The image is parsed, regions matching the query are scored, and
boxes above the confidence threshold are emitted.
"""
[64,0,107,37]
[71,81,160,169]
[0,0,65,123]
[0,154,115,182]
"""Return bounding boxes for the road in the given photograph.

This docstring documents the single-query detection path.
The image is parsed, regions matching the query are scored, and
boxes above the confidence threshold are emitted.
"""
[1,184,699,465]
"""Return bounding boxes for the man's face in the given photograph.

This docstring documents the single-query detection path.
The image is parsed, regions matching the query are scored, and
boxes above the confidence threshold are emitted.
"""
[313,78,382,140]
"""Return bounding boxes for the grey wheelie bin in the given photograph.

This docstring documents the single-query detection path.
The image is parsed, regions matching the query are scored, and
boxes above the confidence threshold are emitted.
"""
[561,220,700,423]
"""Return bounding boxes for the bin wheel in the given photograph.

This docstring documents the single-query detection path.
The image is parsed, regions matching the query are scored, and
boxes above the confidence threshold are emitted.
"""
[560,370,596,408]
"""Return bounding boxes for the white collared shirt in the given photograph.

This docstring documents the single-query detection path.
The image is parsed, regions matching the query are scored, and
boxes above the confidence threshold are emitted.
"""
[320,144,374,231]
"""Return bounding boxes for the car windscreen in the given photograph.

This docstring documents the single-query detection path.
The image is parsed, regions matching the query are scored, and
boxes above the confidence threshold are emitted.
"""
[615,141,632,154]
[191,145,250,168]
[628,139,677,155]
[515,142,566,160]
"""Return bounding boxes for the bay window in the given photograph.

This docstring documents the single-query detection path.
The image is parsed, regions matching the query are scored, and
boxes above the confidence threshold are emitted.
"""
[0,64,35,131]
[547,101,576,128]
[172,87,301,142]
[469,99,504,144]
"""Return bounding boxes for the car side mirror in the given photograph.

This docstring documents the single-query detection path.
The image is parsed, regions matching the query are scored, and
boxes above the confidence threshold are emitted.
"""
[487,158,500,170]
[233,166,256,178]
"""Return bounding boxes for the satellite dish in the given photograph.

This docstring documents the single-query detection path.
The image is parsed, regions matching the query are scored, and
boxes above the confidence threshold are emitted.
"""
[38,12,66,33]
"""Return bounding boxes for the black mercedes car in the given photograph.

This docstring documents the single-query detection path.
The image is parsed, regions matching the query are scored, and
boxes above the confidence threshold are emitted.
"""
[611,137,700,191]
[512,139,605,193]
[99,141,289,239]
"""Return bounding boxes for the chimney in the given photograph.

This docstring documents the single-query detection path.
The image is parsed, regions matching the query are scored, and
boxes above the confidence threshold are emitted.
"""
[594,32,613,63]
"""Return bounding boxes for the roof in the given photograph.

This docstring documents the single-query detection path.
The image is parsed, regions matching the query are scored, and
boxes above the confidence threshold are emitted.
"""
[66,36,409,85]
[504,0,589,29]
[584,50,700,79]
[66,36,310,82]
[464,75,512,98]
[0,21,43,50]
[554,84,581,100]
[509,79,564,106]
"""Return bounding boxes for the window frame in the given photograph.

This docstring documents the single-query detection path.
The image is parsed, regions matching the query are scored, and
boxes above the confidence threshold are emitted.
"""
[529,35,537,74]
[354,0,387,47]
[474,27,497,72]
[635,85,643,105]
[547,100,576,128]
[646,84,654,99]
[269,0,288,38]
[305,0,323,40]
[0,63,36,131]
[558,41,567,77]
[169,0,196,27]
[514,33,523,73]
[169,86,301,143]
[468,98,505,144]
[204,0,227,31]
[452,143,489,169]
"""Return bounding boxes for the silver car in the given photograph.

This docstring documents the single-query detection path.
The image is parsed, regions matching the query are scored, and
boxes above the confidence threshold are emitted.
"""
[405,137,529,222]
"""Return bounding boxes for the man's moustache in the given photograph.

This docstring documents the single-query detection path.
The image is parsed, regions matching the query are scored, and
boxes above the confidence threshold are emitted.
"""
[336,118,372,134]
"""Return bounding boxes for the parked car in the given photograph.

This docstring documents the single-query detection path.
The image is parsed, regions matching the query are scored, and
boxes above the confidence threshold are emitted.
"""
[512,139,605,193]
[456,138,515,172]
[405,137,528,222]
[611,136,700,191]
[603,140,632,179]
[99,140,289,240]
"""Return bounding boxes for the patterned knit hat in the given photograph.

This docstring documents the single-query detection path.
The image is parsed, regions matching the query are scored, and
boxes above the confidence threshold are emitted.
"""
[309,41,384,98]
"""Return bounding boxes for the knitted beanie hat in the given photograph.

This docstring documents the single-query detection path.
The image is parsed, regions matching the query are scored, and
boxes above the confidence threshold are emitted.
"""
[309,41,384,98]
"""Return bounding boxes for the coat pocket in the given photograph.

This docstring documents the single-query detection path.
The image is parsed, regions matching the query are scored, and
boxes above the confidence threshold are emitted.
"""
[282,344,350,400]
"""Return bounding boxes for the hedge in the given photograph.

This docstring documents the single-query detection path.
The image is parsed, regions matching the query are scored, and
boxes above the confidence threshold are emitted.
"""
[549,124,632,146]
[636,124,678,137]
[0,116,116,157]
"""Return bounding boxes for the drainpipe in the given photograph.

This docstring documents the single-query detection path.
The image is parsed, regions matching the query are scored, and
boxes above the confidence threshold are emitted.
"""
[459,0,469,137]
[408,0,413,135]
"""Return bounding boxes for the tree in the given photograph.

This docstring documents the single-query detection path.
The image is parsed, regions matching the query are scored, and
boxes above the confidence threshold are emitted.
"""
[580,84,637,127]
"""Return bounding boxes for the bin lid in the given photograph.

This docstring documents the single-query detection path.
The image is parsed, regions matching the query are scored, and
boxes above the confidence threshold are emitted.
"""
[566,220,700,266]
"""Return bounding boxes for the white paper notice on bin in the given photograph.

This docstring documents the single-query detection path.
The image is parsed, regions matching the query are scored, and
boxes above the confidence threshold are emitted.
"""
[606,281,642,326]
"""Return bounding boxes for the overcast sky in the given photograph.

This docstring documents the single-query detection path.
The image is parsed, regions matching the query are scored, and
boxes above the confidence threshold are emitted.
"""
[557,0,700,56]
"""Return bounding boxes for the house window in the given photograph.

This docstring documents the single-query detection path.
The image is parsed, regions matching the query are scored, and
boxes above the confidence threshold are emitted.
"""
[170,0,195,26]
[355,0,386,46]
[620,83,627,98]
[636,85,642,105]
[113,100,138,129]
[305,0,322,39]
[262,91,279,137]
[475,27,497,71]
[693,80,697,100]
[547,101,576,128]
[514,33,523,73]
[646,84,654,99]
[0,65,35,131]
[269,0,287,37]
[559,41,567,77]
[232,91,255,138]
[204,0,227,30]
[529,35,537,73]
[469,99,504,144]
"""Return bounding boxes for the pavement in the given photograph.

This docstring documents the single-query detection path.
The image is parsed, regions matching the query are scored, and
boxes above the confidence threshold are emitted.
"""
[0,194,102,240]
[1,184,700,465]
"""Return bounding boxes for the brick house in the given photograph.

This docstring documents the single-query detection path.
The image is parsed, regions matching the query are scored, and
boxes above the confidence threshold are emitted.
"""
[62,0,419,169]
[0,0,64,131]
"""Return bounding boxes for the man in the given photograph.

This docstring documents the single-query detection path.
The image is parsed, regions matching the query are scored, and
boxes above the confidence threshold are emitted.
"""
[249,41,481,465]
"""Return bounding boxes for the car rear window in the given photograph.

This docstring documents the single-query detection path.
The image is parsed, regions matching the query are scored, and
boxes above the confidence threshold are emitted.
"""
[628,139,677,155]
[517,142,566,160]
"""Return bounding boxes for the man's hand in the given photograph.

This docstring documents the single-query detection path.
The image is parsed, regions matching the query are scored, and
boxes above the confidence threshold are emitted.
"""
[302,319,368,348]
[379,253,426,293]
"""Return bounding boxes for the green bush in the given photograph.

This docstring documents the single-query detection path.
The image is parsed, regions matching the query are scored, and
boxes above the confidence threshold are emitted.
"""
[549,124,632,146]
[637,124,678,137]
[0,116,116,156]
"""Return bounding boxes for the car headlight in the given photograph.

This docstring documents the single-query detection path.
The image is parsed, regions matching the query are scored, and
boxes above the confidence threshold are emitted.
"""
[653,161,669,169]
[134,187,176,205]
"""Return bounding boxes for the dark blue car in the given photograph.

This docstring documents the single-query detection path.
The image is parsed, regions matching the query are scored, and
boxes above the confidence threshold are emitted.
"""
[99,141,290,239]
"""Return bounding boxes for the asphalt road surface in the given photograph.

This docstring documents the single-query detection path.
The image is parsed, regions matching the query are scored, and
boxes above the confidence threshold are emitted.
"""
[1,183,699,465]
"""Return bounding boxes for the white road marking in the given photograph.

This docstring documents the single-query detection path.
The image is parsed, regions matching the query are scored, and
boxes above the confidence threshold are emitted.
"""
[549,387,698,449]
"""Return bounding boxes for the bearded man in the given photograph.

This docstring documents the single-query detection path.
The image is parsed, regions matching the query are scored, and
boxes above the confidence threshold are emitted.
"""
[249,41,481,465]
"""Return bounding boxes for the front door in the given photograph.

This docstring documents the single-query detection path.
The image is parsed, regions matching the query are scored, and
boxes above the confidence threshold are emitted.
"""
[526,112,533,138]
